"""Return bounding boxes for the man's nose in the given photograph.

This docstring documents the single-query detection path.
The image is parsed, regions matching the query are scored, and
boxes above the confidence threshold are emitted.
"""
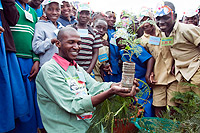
[73,44,81,49]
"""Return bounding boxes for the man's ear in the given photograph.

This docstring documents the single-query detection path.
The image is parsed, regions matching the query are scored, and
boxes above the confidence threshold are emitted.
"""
[174,13,177,21]
[55,39,61,48]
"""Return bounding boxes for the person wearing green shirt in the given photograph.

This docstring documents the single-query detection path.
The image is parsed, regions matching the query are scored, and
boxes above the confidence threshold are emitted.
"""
[36,26,138,133]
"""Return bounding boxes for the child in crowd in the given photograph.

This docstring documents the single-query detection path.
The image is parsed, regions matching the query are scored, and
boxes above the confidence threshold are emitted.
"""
[28,0,44,18]
[106,11,122,82]
[32,0,63,67]
[72,3,102,74]
[10,0,42,132]
[0,0,28,132]
[93,18,112,82]
[116,12,154,117]
[139,7,178,117]
[182,9,199,26]
[57,0,77,26]
[155,1,200,115]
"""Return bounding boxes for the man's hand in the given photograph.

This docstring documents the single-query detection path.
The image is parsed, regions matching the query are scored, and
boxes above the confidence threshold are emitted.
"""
[110,79,140,101]
[29,61,39,81]
[0,26,5,36]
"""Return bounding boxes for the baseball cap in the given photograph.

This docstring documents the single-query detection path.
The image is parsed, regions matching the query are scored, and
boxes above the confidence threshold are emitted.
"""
[184,9,198,17]
[78,3,91,12]
[42,0,62,6]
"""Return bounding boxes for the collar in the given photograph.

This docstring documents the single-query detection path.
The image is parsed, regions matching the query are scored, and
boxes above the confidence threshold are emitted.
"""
[52,53,77,71]
[169,20,179,37]
[16,0,29,11]
[60,15,75,21]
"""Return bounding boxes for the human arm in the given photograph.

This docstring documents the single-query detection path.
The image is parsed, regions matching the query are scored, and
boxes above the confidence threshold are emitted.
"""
[32,23,55,54]
[29,61,39,81]
[0,26,4,36]
[86,48,99,73]
[1,0,19,26]
[145,57,156,85]
[91,82,138,107]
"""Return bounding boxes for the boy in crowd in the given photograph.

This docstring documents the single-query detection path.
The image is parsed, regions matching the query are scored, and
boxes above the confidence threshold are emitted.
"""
[116,11,154,117]
[57,0,77,26]
[32,0,63,67]
[106,11,122,82]
[182,9,199,26]
[72,3,102,74]
[36,26,139,132]
[139,7,177,117]
[28,0,44,18]
[10,0,41,132]
[155,2,200,98]
[93,18,112,82]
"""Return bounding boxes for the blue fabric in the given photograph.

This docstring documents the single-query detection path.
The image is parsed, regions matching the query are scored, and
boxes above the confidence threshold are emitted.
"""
[35,5,43,17]
[120,44,154,117]
[11,58,43,132]
[0,16,15,133]
[0,13,28,132]
[57,15,77,27]
[16,0,29,11]
[107,28,122,82]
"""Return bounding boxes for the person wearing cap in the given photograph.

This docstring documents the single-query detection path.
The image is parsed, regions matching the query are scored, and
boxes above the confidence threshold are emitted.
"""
[182,9,199,26]
[10,0,41,132]
[36,26,139,133]
[105,11,122,82]
[139,6,178,117]
[155,1,200,106]
[28,0,44,18]
[72,3,102,75]
[116,11,154,117]
[32,0,63,67]
[57,0,77,26]
[93,18,112,82]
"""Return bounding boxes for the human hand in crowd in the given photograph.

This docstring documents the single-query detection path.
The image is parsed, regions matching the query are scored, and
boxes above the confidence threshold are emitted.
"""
[170,64,175,76]
[102,40,109,46]
[103,63,112,74]
[146,72,157,86]
[91,79,139,107]
[0,26,5,36]
[110,79,140,101]
[39,15,48,21]
[29,61,39,81]
[51,38,58,44]
[100,63,113,81]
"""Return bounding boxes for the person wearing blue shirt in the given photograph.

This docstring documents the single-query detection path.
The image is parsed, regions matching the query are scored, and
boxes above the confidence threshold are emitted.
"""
[28,0,44,18]
[105,11,122,82]
[118,39,155,117]
[57,0,77,26]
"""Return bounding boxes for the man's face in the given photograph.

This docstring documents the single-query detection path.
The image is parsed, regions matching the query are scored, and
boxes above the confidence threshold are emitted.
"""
[106,12,116,27]
[61,1,72,18]
[94,20,108,37]
[156,13,175,33]
[31,0,44,7]
[184,15,199,26]
[44,2,61,23]
[78,10,90,25]
[59,31,81,61]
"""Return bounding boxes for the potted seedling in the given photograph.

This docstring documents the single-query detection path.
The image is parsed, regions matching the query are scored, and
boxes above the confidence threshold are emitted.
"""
[87,11,146,133]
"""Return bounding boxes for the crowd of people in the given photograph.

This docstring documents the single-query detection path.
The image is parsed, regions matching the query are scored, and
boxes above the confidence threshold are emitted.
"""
[0,0,200,132]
